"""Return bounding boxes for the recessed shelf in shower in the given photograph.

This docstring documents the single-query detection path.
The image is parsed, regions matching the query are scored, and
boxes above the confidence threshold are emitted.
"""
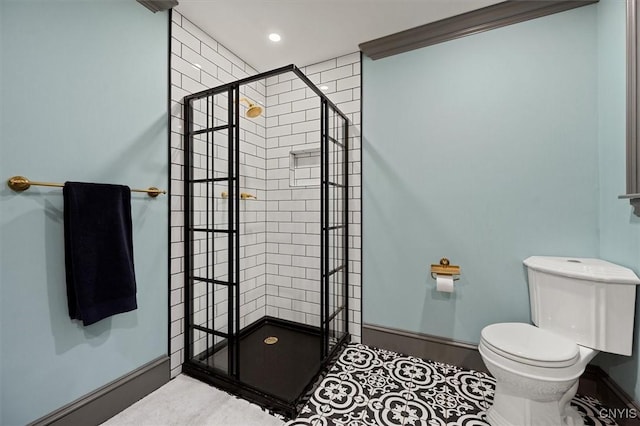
[289,147,321,187]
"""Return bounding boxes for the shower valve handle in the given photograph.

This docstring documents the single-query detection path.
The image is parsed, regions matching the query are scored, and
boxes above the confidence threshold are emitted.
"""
[220,191,256,200]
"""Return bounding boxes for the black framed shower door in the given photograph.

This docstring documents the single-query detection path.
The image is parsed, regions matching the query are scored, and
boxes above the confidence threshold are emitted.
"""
[181,65,350,418]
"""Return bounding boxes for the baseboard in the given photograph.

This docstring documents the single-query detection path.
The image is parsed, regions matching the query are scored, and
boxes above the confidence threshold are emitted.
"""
[362,323,488,373]
[363,323,640,425]
[580,365,640,426]
[29,355,170,426]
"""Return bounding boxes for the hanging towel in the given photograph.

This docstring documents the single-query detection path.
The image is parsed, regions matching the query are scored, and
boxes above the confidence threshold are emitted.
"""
[63,182,137,326]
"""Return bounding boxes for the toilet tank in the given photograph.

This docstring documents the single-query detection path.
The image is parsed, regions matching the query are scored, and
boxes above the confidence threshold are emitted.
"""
[524,256,640,356]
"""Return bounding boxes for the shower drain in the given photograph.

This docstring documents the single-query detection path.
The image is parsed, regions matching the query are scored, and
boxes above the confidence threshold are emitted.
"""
[264,336,278,345]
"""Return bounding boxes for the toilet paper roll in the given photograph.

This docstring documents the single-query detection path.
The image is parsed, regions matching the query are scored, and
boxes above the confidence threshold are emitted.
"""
[436,274,455,293]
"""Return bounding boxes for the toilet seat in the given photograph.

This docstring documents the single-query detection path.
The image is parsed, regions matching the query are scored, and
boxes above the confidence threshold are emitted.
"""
[480,323,580,368]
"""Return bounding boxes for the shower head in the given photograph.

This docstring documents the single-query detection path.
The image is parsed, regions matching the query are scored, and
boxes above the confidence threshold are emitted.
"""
[239,98,262,118]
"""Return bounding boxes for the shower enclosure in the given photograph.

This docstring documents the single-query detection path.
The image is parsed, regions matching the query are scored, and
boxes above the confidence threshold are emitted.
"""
[182,65,349,417]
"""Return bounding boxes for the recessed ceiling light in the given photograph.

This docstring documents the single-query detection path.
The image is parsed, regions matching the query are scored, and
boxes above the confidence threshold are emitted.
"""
[320,85,329,91]
[268,33,281,42]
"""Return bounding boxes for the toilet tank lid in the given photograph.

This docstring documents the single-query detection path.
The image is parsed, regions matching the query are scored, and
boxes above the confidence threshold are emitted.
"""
[523,256,640,285]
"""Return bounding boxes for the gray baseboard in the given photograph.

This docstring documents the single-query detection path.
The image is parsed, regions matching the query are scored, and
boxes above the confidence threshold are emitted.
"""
[29,355,170,426]
[363,323,640,425]
[362,323,488,373]
[580,365,640,426]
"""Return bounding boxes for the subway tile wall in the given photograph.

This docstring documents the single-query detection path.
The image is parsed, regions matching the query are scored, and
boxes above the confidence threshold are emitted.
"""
[264,71,322,328]
[170,11,267,377]
[170,10,361,378]
[188,88,267,360]
[307,56,361,345]
[263,59,361,339]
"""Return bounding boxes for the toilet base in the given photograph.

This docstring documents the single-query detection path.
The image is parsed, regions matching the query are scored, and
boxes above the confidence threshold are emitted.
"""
[487,381,583,426]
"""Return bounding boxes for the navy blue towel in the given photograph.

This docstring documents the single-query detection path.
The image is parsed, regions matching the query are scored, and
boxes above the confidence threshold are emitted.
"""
[63,182,137,326]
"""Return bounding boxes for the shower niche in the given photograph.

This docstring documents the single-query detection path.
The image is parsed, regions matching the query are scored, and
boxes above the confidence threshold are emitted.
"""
[290,148,321,187]
[182,65,349,417]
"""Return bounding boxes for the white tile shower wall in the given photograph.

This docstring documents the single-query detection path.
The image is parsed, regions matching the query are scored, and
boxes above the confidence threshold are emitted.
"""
[170,9,362,377]
[170,11,266,377]
[188,93,266,357]
[264,54,362,343]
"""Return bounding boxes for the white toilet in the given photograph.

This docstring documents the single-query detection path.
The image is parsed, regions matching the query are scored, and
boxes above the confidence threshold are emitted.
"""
[479,256,640,426]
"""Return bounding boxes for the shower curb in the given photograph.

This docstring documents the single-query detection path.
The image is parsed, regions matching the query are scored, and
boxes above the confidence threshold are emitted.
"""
[28,355,170,426]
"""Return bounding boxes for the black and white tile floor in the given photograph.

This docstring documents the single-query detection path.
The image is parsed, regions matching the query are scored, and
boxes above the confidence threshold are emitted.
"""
[287,344,617,426]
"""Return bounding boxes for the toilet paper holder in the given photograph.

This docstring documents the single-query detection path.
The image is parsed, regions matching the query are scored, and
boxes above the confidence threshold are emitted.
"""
[430,258,461,281]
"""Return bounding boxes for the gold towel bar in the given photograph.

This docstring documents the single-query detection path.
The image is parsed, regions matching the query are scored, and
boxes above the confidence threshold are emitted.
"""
[7,176,166,198]
[430,258,461,280]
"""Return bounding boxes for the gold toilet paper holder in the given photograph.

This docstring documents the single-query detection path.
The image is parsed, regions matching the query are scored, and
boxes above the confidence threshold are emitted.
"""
[430,258,461,281]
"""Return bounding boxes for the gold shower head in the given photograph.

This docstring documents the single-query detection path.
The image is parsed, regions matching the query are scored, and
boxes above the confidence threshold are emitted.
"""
[239,97,262,118]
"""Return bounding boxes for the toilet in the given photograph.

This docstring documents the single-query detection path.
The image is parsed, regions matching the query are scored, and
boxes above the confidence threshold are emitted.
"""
[479,256,640,426]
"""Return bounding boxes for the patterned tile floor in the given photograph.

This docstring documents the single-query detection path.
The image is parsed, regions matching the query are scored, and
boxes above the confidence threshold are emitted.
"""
[286,344,617,426]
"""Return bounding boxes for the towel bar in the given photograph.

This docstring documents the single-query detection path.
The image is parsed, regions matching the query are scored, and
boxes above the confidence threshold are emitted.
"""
[7,176,166,198]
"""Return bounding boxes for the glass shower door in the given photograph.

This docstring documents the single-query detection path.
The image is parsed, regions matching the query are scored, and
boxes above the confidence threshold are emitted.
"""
[320,100,349,357]
[184,86,240,378]
[181,65,351,418]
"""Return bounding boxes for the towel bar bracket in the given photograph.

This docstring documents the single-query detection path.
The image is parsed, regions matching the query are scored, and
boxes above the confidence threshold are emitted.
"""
[7,176,31,192]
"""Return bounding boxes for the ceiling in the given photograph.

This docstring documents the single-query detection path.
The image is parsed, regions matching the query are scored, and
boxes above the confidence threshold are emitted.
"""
[175,0,504,72]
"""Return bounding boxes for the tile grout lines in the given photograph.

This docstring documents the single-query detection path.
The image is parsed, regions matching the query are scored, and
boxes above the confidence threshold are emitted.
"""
[286,343,619,426]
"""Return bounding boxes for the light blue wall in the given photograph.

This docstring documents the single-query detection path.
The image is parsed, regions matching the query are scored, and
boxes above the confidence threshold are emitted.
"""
[0,1,168,424]
[362,6,600,344]
[595,0,640,403]
[363,0,640,402]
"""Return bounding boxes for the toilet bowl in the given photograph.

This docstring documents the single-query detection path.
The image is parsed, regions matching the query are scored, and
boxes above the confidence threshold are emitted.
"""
[478,256,640,426]
[479,323,597,426]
